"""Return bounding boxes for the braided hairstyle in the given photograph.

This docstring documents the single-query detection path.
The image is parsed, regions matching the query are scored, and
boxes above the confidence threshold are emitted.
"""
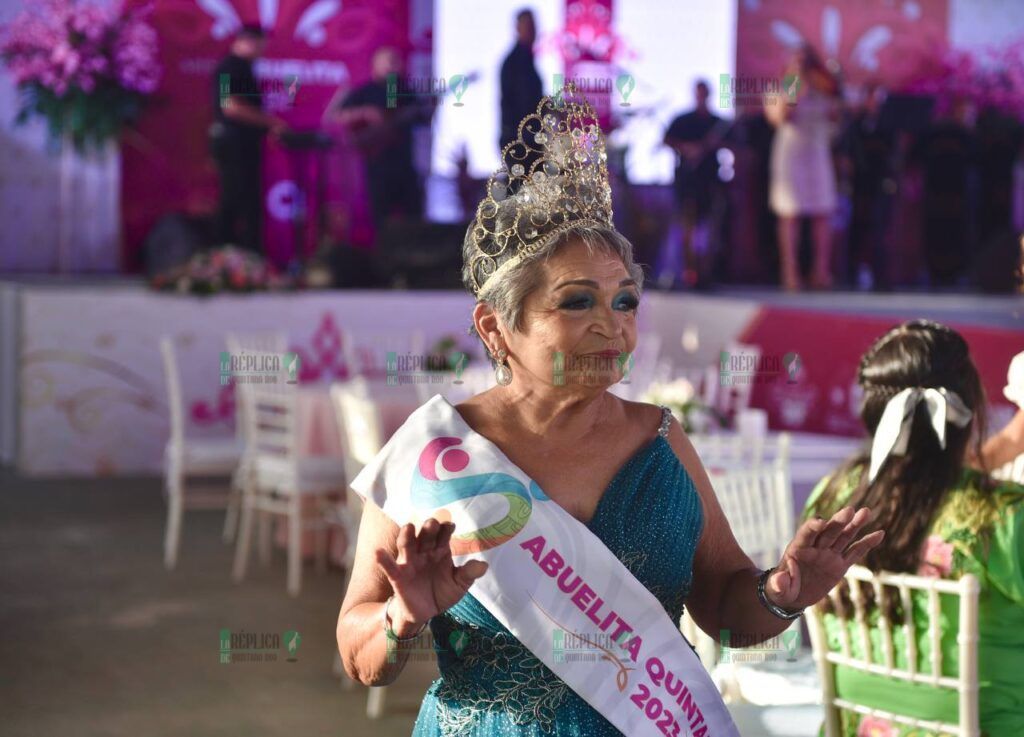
[815,321,988,616]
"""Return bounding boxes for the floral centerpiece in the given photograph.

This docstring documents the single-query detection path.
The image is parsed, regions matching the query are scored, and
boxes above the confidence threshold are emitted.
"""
[640,377,728,434]
[150,246,297,295]
[0,0,160,152]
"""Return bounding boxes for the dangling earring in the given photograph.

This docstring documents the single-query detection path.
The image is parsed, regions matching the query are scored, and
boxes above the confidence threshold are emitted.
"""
[493,348,513,386]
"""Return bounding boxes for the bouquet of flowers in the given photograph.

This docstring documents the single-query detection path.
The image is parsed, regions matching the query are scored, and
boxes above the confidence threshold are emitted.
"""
[640,377,728,435]
[906,36,1024,119]
[0,0,160,152]
[150,246,296,296]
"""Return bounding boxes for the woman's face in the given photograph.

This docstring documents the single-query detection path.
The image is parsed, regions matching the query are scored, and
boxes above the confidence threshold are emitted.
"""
[503,238,640,392]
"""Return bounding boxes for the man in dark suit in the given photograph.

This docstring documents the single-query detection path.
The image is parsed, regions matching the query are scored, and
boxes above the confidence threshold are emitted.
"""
[499,9,543,152]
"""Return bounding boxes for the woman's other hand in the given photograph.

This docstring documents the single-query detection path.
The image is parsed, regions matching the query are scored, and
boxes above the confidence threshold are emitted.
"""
[765,506,885,610]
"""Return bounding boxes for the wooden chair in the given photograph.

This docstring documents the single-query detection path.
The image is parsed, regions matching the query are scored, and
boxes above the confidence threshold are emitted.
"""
[680,455,795,696]
[160,336,243,570]
[231,380,346,597]
[807,565,981,737]
[223,331,289,545]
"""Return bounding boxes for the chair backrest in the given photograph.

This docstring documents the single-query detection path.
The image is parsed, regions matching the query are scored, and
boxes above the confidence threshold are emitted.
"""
[159,336,185,448]
[240,384,299,464]
[806,565,981,737]
[330,381,387,476]
[993,452,1024,484]
[690,430,791,474]
[708,461,794,569]
[225,331,289,444]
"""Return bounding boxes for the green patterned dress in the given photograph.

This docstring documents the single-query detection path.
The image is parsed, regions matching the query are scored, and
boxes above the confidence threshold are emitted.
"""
[803,466,1024,737]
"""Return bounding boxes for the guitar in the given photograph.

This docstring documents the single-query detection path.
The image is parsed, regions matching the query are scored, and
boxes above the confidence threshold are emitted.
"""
[668,116,735,174]
[343,72,480,156]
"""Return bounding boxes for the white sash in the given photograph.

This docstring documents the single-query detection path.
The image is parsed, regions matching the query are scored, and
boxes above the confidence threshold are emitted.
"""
[350,394,739,737]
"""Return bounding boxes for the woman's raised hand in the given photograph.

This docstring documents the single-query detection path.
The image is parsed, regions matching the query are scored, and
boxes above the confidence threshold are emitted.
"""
[765,506,885,611]
[374,518,488,631]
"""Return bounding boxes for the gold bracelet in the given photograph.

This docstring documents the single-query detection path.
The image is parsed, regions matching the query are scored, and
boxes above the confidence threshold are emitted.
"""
[382,594,428,642]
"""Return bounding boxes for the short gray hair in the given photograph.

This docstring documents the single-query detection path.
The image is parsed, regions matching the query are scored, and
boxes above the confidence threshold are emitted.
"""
[461,222,645,362]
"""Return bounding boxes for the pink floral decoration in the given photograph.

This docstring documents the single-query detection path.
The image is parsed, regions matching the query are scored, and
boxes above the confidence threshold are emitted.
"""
[917,534,954,578]
[857,715,898,737]
[906,35,1024,118]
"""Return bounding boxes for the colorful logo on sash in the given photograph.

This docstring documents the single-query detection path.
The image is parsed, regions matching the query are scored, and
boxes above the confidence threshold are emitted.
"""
[411,437,549,555]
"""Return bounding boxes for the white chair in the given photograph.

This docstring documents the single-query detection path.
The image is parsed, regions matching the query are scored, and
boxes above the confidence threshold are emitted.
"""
[689,420,791,476]
[330,381,392,718]
[807,565,981,737]
[231,380,346,597]
[993,452,1024,484]
[680,455,796,696]
[160,336,244,570]
[223,331,289,545]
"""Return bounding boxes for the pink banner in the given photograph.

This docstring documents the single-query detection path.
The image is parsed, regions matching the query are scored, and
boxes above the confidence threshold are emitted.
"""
[739,307,1019,436]
[121,0,421,271]
[736,0,949,91]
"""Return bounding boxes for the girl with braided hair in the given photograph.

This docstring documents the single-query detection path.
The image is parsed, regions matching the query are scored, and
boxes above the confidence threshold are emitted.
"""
[803,320,1024,737]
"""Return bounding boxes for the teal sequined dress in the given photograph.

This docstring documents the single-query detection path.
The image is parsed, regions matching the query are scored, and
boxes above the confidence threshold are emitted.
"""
[410,406,706,737]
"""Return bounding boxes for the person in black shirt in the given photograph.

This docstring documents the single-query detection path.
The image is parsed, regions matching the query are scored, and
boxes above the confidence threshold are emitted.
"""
[209,24,289,253]
[327,47,431,229]
[499,10,543,152]
[843,82,894,290]
[664,80,723,288]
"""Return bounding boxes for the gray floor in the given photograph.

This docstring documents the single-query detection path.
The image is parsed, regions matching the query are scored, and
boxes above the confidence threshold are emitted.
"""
[0,469,438,737]
[0,469,823,737]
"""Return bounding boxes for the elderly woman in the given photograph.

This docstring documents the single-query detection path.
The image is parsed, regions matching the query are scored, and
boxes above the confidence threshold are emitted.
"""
[336,84,883,737]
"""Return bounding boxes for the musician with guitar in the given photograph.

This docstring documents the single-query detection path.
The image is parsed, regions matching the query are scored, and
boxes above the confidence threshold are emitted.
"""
[325,47,434,229]
[663,80,727,289]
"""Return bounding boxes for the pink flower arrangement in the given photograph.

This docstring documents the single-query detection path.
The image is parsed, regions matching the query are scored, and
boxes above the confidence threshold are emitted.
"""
[150,246,298,295]
[857,716,898,737]
[917,535,954,578]
[907,36,1024,119]
[0,0,160,150]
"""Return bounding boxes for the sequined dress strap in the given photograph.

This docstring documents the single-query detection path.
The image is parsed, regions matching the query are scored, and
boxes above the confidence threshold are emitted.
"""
[657,405,672,438]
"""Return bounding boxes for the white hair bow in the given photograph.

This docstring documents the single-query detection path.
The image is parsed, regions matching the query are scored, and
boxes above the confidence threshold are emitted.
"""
[868,387,972,483]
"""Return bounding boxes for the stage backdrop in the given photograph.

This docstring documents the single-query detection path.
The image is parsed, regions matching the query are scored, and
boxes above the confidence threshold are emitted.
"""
[735,0,950,92]
[120,0,432,272]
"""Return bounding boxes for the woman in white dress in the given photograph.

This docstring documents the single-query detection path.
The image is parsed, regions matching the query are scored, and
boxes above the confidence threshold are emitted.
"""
[766,45,841,291]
